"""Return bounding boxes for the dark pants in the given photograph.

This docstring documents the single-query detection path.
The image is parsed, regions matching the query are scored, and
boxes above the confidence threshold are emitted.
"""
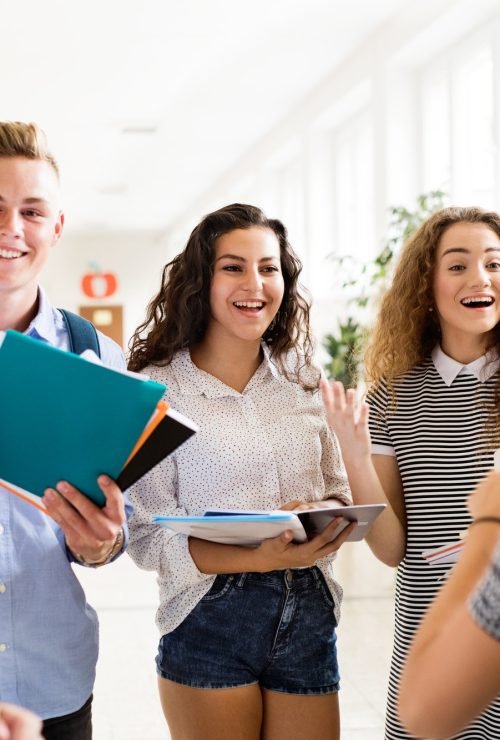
[42,695,92,740]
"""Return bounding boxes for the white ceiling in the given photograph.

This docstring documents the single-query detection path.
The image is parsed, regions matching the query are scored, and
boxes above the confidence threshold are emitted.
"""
[2,0,415,234]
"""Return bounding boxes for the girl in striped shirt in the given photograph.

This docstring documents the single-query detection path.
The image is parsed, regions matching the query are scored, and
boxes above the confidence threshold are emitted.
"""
[322,206,500,739]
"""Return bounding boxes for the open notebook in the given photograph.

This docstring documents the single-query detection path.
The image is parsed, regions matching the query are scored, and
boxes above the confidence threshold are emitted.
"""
[154,503,386,546]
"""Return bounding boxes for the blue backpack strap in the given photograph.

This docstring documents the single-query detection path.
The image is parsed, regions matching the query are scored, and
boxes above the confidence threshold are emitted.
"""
[58,309,101,358]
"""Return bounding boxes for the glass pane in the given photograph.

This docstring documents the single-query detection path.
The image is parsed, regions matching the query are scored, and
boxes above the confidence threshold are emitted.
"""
[422,73,451,193]
[452,45,495,205]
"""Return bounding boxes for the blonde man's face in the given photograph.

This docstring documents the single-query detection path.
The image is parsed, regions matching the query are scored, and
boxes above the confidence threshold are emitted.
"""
[0,156,63,300]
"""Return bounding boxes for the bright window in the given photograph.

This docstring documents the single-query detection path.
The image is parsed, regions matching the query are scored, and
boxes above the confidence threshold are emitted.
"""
[420,33,496,207]
[333,112,375,265]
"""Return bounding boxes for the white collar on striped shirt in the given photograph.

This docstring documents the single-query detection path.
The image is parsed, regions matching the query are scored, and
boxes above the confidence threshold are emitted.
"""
[431,344,500,386]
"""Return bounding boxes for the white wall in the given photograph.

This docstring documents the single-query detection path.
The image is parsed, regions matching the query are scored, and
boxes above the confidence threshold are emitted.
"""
[39,0,500,358]
[156,0,500,359]
[40,230,174,350]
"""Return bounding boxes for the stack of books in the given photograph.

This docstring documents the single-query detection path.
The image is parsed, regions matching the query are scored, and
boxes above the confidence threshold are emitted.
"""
[0,330,197,510]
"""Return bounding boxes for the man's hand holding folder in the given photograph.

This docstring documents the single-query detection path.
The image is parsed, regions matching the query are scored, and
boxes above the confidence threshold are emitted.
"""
[0,330,197,512]
[43,474,126,566]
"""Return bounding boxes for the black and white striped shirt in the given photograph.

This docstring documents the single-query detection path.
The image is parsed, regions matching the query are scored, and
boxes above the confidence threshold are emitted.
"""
[368,346,500,740]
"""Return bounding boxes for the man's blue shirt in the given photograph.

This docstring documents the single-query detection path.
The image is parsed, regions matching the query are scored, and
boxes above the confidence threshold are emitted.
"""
[0,288,129,718]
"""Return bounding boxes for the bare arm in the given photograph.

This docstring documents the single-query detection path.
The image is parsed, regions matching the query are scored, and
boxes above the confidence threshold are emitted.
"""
[399,472,500,739]
[368,454,406,564]
[189,516,355,574]
[320,379,405,565]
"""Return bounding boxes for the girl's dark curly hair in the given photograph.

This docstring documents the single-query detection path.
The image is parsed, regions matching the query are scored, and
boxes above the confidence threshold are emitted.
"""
[128,203,317,389]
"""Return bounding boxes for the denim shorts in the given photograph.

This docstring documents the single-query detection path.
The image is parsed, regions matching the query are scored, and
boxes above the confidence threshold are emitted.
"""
[156,567,340,695]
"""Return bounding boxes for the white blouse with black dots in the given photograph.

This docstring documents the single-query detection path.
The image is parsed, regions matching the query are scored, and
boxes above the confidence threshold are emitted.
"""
[127,346,352,635]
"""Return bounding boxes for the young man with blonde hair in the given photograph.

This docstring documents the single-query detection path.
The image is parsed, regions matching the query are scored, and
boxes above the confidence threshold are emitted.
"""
[0,121,128,740]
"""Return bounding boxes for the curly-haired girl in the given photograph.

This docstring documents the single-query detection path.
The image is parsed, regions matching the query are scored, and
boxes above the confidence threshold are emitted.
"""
[322,206,500,739]
[128,203,354,740]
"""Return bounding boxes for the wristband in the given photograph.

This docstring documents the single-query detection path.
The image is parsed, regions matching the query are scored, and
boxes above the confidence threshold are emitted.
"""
[469,517,500,527]
[74,527,124,568]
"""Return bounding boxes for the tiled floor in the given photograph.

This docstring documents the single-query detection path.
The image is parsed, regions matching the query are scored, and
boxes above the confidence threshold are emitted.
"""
[77,541,396,740]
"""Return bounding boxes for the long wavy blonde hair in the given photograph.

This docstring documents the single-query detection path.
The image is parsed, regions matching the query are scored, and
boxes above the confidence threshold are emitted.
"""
[364,206,500,394]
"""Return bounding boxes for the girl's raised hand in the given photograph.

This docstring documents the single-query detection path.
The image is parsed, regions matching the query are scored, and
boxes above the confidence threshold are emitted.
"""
[320,378,371,460]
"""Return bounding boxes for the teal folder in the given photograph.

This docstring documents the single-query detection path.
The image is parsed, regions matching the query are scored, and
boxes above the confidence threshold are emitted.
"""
[0,329,166,506]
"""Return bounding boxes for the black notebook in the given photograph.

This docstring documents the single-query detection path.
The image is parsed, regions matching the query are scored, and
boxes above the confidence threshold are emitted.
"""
[117,406,198,491]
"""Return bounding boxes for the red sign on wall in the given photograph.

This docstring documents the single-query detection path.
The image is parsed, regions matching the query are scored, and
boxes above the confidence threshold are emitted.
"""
[81,264,118,299]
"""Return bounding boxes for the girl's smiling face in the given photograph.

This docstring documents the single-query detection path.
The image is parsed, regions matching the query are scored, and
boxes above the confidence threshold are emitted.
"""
[208,226,285,346]
[433,221,500,359]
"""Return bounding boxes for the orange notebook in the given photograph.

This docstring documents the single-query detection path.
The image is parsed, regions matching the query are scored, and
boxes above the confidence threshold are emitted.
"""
[0,329,196,510]
[2,400,197,512]
[117,403,198,492]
